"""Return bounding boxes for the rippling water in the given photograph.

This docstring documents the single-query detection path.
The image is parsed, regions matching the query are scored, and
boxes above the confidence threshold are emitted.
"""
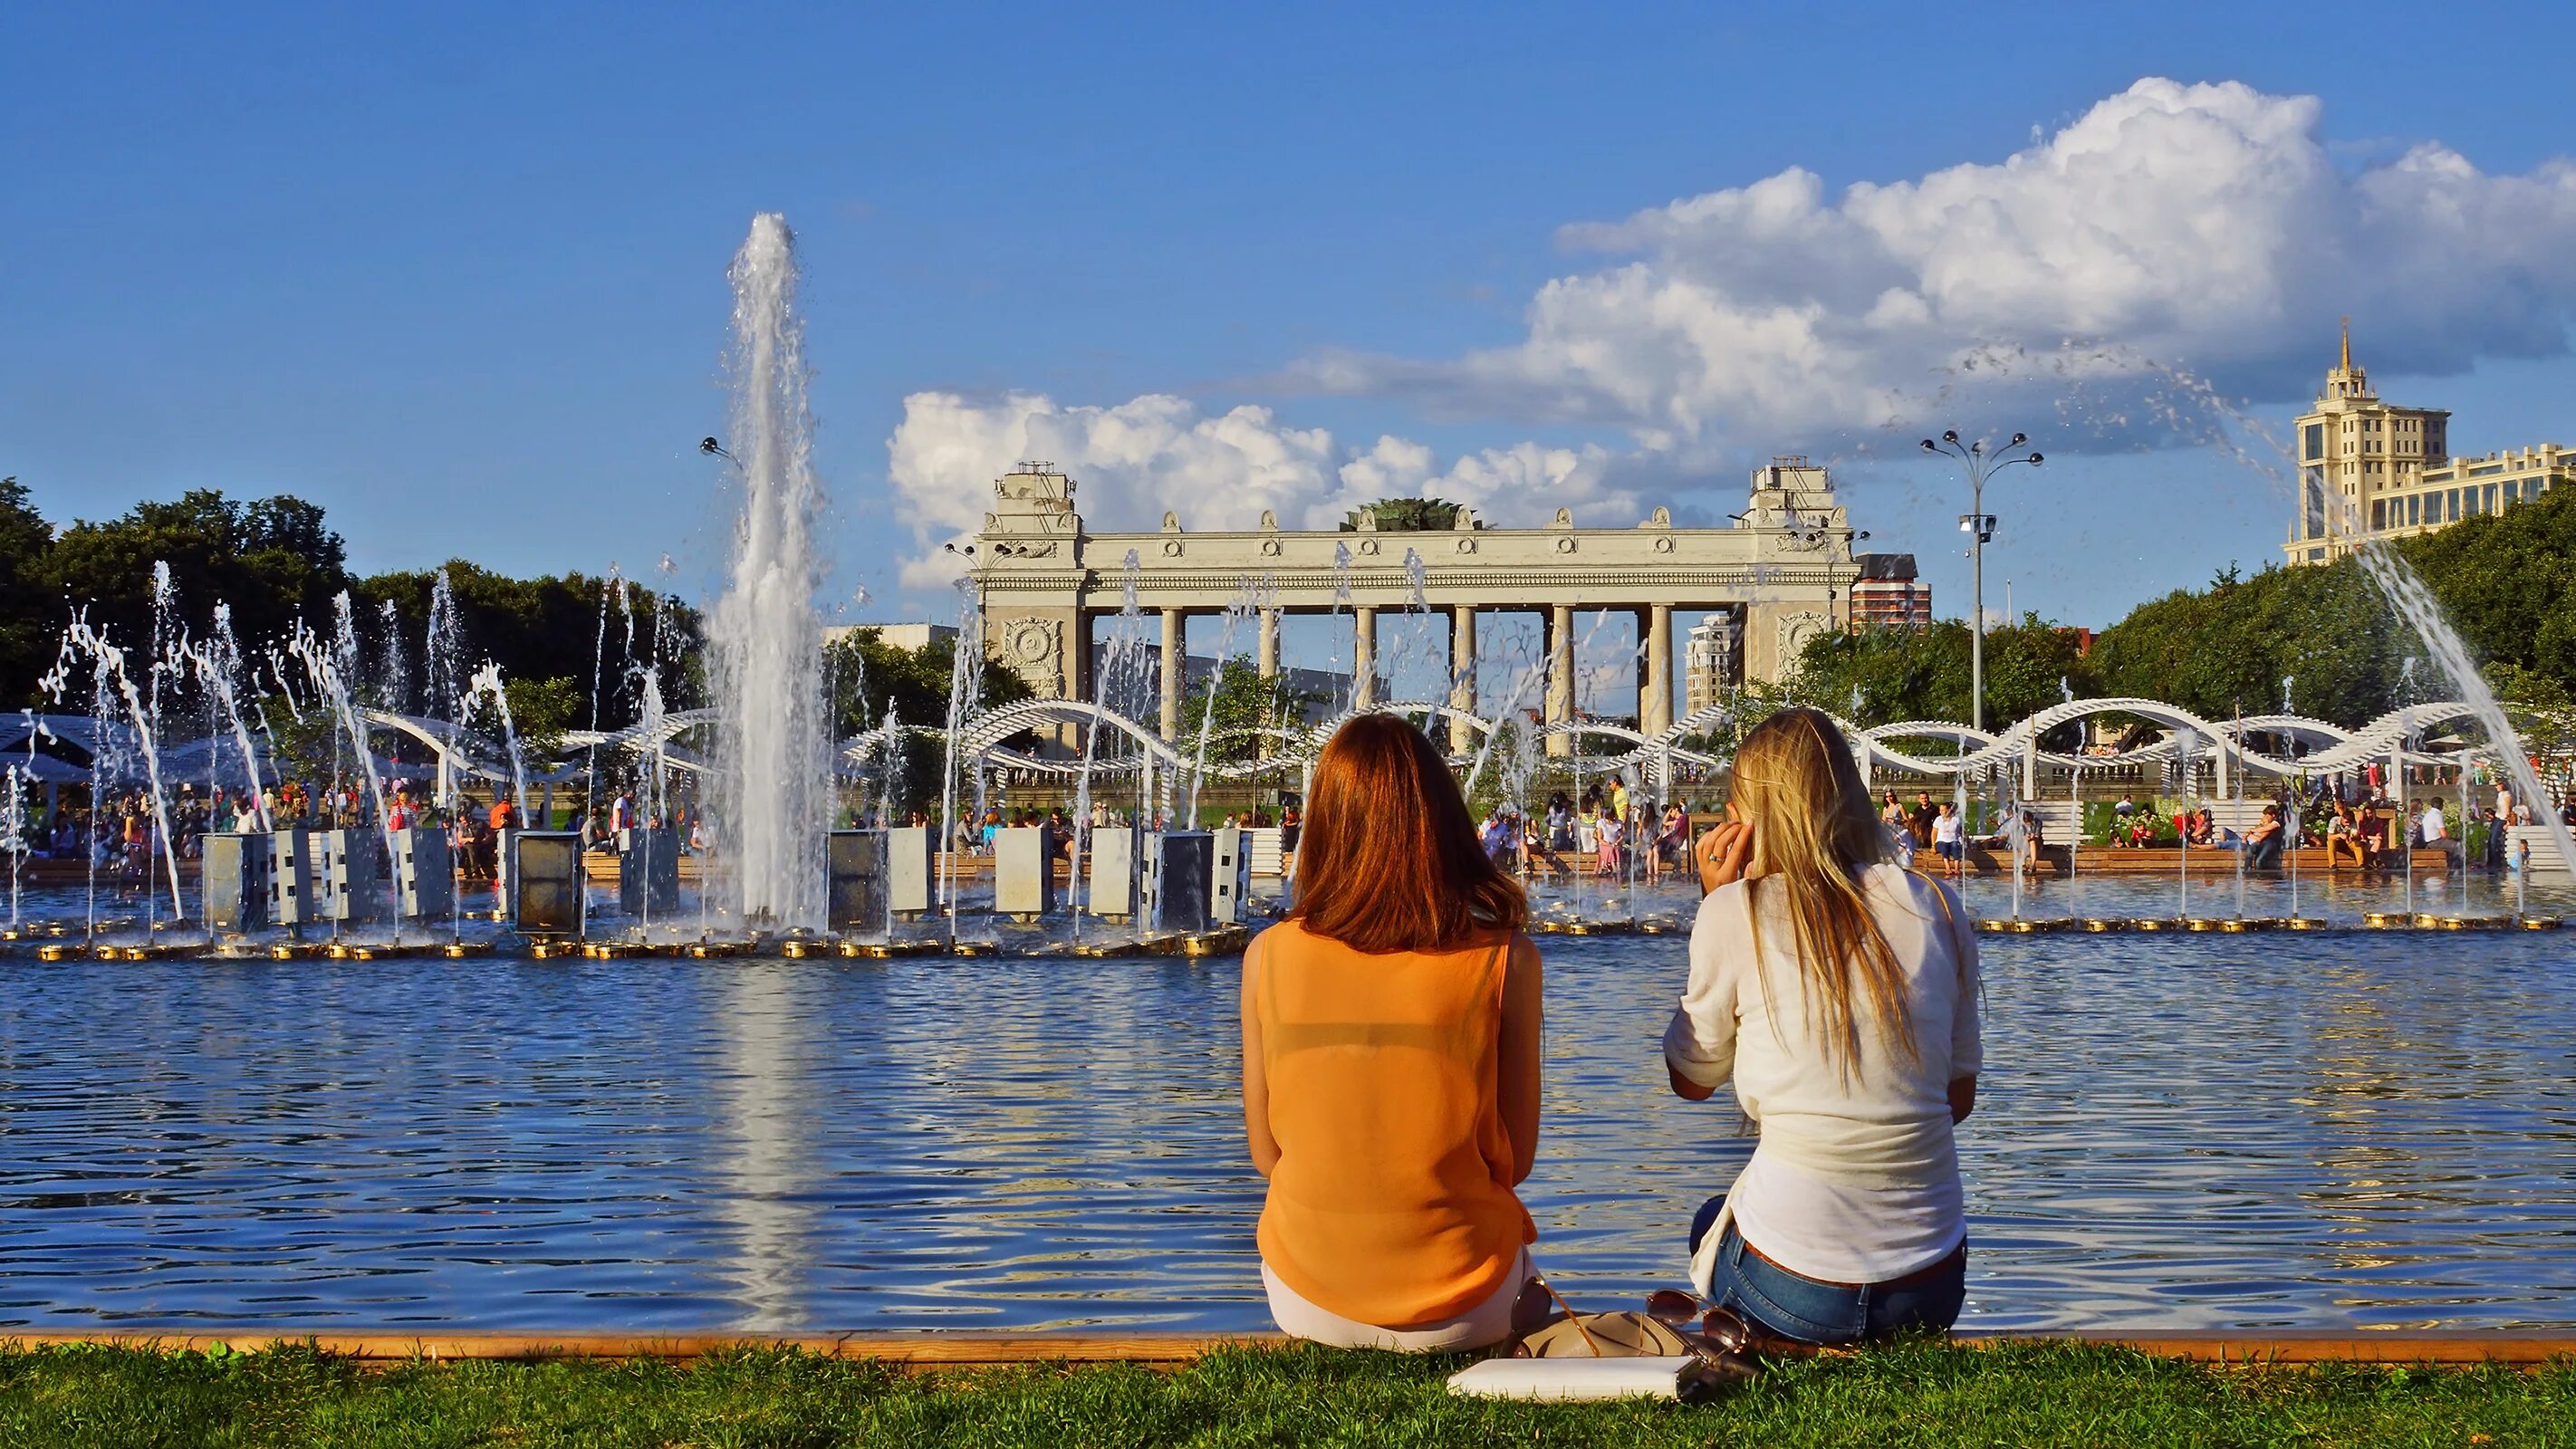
[2,894,2572,1331]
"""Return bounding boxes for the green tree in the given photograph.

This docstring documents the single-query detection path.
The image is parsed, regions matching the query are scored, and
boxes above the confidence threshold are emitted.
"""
[0,479,59,705]
[2086,487,2576,725]
[1176,657,1324,768]
[498,676,583,761]
[2401,484,2576,687]
[1338,497,1465,532]
[2086,563,2413,725]
[259,705,345,800]
[37,489,354,694]
[1788,622,1969,723]
[825,628,1031,736]
[2483,660,2576,763]
[826,627,1035,814]
[1791,617,2092,735]
[354,562,697,722]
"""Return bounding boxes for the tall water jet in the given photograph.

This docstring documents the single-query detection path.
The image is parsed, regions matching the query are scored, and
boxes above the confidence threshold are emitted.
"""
[583,567,623,833]
[458,663,531,826]
[424,568,468,815]
[49,614,187,923]
[189,606,269,831]
[706,213,831,931]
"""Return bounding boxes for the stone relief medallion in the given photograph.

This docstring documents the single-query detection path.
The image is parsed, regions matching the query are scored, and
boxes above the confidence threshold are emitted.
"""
[1653,536,1676,553]
[1776,610,1830,663]
[1260,539,1282,557]
[1005,617,1059,665]
[1555,536,1576,553]
[1161,540,1183,556]
[1359,539,1380,555]
[1455,538,1475,553]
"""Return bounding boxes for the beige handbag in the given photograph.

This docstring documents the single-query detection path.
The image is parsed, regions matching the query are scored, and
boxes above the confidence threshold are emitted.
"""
[1514,1310,1699,1358]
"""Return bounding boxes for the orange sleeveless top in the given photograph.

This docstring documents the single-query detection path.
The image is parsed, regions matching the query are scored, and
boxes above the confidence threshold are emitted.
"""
[1254,919,1534,1328]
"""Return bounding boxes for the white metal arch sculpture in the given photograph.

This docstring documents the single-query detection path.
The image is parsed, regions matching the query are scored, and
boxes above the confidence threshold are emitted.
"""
[953,697,1185,772]
[128,693,2545,809]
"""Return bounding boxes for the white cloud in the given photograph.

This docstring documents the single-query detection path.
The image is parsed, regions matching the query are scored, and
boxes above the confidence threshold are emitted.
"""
[1291,78,2576,451]
[889,392,1640,586]
[886,78,2576,592]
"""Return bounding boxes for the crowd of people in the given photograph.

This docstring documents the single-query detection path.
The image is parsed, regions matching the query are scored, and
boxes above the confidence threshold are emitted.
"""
[929,801,1295,869]
[11,774,733,898]
[19,755,2572,910]
[2099,767,2568,876]
[1467,782,1696,885]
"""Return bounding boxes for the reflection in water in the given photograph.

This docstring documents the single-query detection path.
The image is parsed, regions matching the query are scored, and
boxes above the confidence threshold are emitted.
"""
[717,965,812,1330]
[0,899,2570,1332]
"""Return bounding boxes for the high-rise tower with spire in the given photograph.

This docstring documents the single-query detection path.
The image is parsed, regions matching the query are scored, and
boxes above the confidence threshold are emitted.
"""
[2287,321,2447,563]
[2286,322,2568,563]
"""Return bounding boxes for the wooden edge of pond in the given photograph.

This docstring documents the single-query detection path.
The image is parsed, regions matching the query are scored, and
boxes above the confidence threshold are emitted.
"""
[2,1329,2571,1368]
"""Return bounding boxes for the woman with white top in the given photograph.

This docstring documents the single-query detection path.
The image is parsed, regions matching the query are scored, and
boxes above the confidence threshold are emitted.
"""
[1663,706,1981,1345]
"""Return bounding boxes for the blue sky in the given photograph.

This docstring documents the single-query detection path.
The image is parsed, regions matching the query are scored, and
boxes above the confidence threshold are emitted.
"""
[9,2,2576,659]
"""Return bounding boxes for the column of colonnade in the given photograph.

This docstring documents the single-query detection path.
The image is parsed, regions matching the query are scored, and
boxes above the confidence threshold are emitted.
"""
[1353,608,1377,709]
[1641,603,1673,738]
[1256,609,1280,760]
[1158,608,1183,742]
[1449,605,1477,753]
[1126,600,1680,753]
[1545,604,1573,758]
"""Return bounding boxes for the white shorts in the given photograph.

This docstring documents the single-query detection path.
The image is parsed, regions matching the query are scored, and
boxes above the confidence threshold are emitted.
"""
[1262,1247,1534,1351]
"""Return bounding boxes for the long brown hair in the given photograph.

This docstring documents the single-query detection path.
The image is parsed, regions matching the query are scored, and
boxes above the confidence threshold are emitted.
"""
[1729,706,1912,1077]
[1290,713,1525,952]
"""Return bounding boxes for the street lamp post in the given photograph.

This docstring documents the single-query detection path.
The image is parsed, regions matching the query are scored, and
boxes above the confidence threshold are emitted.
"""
[1919,430,2042,733]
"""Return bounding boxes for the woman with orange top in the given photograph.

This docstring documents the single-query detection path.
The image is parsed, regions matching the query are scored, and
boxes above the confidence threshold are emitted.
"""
[1241,713,1545,1350]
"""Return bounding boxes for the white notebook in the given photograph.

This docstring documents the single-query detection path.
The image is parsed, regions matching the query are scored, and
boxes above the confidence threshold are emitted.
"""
[1446,1356,1697,1401]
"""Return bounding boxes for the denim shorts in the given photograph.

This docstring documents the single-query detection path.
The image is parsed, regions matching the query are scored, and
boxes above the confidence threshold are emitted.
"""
[1688,1194,1966,1346]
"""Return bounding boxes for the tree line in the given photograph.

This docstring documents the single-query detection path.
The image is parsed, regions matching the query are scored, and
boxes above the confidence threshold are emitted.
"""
[16,476,2567,765]
[0,484,1013,756]
[1787,483,2576,734]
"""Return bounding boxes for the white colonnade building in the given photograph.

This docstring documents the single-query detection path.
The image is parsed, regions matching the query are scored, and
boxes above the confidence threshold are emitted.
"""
[966,456,1889,753]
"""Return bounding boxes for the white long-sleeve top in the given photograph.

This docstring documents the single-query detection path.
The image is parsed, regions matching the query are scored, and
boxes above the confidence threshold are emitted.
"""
[1662,863,1982,1284]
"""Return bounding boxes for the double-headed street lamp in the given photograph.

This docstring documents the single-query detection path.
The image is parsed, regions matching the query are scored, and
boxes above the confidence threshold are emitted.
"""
[1918,430,2042,733]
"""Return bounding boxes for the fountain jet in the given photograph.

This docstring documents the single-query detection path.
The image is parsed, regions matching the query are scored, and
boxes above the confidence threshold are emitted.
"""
[706,213,831,931]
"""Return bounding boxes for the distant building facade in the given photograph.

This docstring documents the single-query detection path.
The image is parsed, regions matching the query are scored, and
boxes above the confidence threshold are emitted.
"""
[829,624,1347,724]
[1682,612,1742,717]
[823,622,959,651]
[1849,553,1931,631]
[2285,324,2569,564]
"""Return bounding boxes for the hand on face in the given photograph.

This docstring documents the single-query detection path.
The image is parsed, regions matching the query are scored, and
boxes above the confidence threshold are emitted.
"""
[1695,807,1757,896]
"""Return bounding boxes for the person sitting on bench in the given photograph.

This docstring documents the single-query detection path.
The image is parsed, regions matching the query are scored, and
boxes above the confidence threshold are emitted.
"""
[2245,803,2285,871]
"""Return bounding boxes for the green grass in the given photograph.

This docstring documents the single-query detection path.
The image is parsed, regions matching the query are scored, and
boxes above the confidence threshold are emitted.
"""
[0,1339,2568,1448]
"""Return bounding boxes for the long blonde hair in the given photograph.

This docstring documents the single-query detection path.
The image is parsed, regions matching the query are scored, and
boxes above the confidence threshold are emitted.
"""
[1729,706,1914,1078]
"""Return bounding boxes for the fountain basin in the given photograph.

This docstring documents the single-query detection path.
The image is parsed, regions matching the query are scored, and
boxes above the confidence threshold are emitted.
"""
[6,929,2575,1335]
